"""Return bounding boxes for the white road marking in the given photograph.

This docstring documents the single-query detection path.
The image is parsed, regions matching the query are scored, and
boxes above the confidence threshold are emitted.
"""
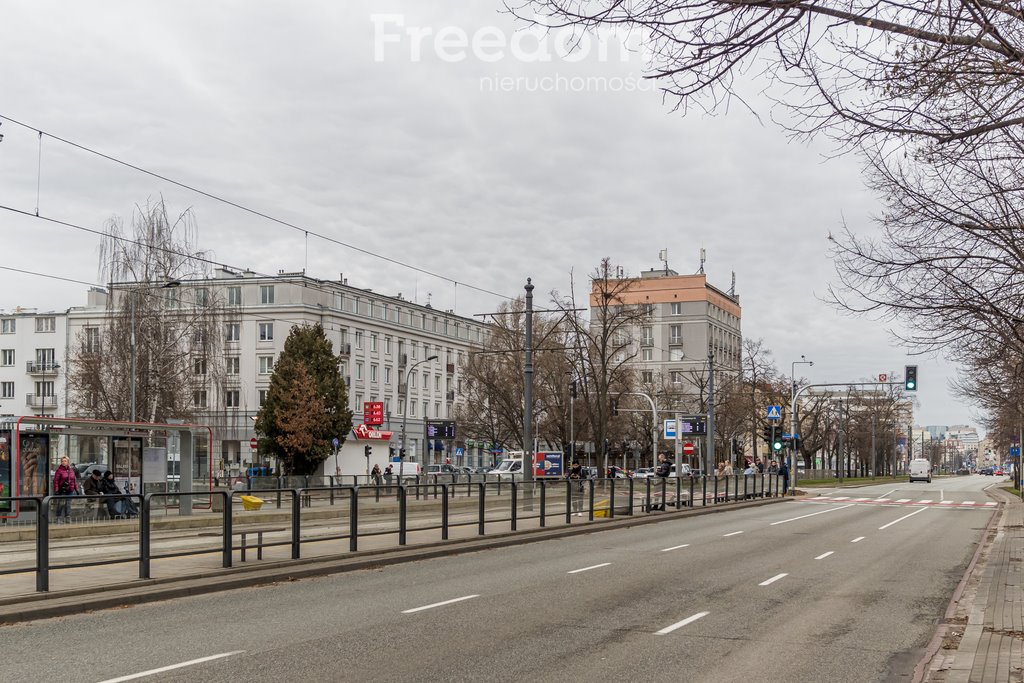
[759,573,788,586]
[831,496,850,501]
[402,595,480,613]
[770,504,855,526]
[939,500,954,505]
[896,499,911,503]
[851,536,865,543]
[815,551,834,560]
[656,611,710,635]
[940,489,945,501]
[567,563,611,574]
[985,502,998,506]
[850,498,871,502]
[916,500,933,504]
[879,507,928,530]
[875,499,891,502]
[723,531,744,537]
[96,652,245,683]
[960,501,975,505]
[879,489,899,499]
[660,544,690,552]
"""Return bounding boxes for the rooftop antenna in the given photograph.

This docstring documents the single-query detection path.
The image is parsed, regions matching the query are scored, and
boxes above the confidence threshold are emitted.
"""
[426,292,433,308]
[658,248,669,274]
[729,271,736,297]
[698,248,706,274]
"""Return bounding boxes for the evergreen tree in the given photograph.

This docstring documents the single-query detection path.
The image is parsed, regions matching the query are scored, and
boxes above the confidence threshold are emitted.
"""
[255,324,352,474]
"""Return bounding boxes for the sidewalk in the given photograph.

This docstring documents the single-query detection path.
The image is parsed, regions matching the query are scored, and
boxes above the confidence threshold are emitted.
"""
[922,486,1024,682]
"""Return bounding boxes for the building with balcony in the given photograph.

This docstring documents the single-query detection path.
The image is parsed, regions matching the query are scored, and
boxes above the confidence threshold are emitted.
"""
[66,269,489,476]
[0,308,67,419]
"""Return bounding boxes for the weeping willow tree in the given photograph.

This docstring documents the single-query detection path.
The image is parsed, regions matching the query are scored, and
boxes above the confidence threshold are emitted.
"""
[67,198,224,423]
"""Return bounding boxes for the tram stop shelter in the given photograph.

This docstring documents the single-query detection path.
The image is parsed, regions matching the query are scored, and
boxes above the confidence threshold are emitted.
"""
[0,416,213,521]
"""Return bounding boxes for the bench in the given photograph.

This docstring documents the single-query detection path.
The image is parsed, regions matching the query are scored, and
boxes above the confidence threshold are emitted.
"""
[199,526,286,562]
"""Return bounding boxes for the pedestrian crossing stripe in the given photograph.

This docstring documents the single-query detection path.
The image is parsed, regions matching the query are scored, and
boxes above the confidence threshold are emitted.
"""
[808,495,997,509]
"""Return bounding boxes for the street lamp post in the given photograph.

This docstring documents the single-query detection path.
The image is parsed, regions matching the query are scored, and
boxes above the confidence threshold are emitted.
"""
[129,280,181,422]
[400,355,438,479]
[789,355,813,490]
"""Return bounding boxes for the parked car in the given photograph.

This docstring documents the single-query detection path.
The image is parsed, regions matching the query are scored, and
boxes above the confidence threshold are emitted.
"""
[634,468,654,478]
[980,467,994,475]
[994,468,1005,476]
[581,466,600,479]
[426,463,460,476]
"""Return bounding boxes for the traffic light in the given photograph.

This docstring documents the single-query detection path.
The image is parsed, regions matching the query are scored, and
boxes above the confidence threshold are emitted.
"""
[761,425,772,444]
[570,380,577,400]
[772,427,783,452]
[399,448,406,459]
[364,444,372,458]
[904,365,918,391]
[611,398,619,416]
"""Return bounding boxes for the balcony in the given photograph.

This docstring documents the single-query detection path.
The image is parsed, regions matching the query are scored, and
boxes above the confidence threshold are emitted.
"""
[669,337,683,346]
[26,394,56,409]
[339,343,352,356]
[641,338,654,347]
[26,361,60,376]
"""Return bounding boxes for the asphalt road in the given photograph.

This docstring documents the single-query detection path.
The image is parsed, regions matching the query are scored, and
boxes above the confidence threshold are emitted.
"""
[6,476,1002,683]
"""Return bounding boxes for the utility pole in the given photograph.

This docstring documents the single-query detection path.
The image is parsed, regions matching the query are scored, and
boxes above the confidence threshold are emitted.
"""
[871,414,877,476]
[706,351,715,476]
[523,279,535,490]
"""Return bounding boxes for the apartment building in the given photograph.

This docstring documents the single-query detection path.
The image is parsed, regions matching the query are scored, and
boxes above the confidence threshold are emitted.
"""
[591,267,742,389]
[0,308,67,419]
[67,269,487,475]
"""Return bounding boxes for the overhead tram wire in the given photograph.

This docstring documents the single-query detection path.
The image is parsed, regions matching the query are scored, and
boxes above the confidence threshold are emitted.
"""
[0,205,488,333]
[0,113,513,302]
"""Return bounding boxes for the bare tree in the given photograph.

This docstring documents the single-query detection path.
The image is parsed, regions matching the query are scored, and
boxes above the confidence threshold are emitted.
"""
[67,199,223,423]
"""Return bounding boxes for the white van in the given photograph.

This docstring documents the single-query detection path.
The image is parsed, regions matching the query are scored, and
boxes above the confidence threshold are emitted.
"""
[668,463,693,478]
[909,458,932,483]
[490,458,524,479]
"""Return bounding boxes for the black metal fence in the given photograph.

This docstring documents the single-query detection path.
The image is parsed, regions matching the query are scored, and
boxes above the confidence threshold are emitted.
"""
[0,473,781,593]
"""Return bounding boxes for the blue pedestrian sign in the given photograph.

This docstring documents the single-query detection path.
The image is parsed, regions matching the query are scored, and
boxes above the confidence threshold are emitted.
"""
[1011,446,1020,457]
[766,405,782,421]
[455,447,464,457]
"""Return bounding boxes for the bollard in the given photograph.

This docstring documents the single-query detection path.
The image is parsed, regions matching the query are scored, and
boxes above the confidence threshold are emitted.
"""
[442,484,450,540]
[675,476,682,509]
[609,479,615,519]
[627,477,634,516]
[291,490,301,559]
[37,497,49,592]
[645,476,651,513]
[588,480,596,521]
[224,491,234,568]
[478,483,486,535]
[566,480,573,524]
[511,482,518,531]
[350,486,359,552]
[140,494,152,579]
[689,475,695,508]
[399,486,408,545]
[540,480,547,527]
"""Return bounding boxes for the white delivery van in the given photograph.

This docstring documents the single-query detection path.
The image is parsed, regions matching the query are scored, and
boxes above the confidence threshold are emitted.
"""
[909,458,932,483]
[490,457,524,479]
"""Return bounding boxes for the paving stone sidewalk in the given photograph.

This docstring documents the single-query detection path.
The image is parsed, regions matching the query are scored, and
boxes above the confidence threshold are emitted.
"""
[926,487,1024,682]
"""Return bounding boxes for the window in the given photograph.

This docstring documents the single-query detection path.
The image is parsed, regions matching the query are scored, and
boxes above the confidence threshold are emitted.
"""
[409,401,416,417]
[0,382,12,399]
[228,286,242,306]
[355,331,364,350]
[670,325,682,344]
[370,365,378,382]
[369,301,375,318]
[422,371,429,390]
[35,349,55,368]
[410,372,417,389]
[226,323,240,342]
[258,323,273,341]
[35,381,54,397]
[384,398,391,415]
[354,393,364,410]
[193,390,208,408]
[385,337,392,354]
[642,348,653,362]
[641,327,653,345]
[193,358,207,376]
[396,399,403,416]
[642,371,653,384]
[258,389,268,407]
[260,285,275,304]
[35,317,56,333]
[0,319,14,334]
[671,302,682,315]
[371,334,378,352]
[195,288,210,306]
[356,362,363,380]
[446,403,452,418]
[671,371,684,384]
[422,400,428,417]
[434,375,440,391]
[225,390,240,408]
[84,327,100,353]
[226,357,240,375]
[0,350,12,366]
[258,356,274,374]
[384,366,392,385]
[434,402,440,418]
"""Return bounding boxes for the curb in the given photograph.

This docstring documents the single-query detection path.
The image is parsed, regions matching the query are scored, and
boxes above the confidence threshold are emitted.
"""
[0,496,786,624]
[912,487,1014,682]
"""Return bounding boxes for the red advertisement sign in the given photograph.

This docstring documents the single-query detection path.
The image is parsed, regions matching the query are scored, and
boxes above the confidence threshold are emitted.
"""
[363,401,384,426]
[354,423,393,441]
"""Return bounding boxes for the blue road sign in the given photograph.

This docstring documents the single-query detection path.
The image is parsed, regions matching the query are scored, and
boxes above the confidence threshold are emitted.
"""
[1011,446,1020,457]
[332,437,340,449]
[664,419,677,438]
[766,405,782,420]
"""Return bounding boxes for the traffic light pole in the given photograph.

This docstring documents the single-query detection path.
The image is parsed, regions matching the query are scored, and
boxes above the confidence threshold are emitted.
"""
[790,380,906,495]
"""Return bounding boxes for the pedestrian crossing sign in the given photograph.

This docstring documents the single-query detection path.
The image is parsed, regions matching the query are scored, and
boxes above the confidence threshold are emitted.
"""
[766,405,782,420]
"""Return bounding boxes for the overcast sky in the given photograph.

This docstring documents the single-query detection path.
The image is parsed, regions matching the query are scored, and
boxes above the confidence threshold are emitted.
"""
[0,1,976,432]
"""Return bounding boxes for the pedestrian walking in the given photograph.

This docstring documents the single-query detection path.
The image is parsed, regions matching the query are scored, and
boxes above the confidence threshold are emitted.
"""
[52,456,78,522]
[778,460,790,495]
[567,460,585,516]
[371,464,383,486]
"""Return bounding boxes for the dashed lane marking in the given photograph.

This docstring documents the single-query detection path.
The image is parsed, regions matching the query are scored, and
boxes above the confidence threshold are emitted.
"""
[759,573,788,586]
[656,611,710,635]
[879,507,928,530]
[851,536,865,543]
[97,652,246,683]
[402,595,480,613]
[723,531,744,537]
[769,504,855,526]
[661,544,690,552]
[815,551,834,560]
[567,563,611,574]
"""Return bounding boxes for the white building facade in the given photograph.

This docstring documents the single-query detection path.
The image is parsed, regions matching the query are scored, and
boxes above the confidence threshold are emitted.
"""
[0,308,68,419]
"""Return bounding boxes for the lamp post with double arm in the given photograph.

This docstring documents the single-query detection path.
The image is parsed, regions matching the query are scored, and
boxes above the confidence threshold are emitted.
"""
[399,354,438,478]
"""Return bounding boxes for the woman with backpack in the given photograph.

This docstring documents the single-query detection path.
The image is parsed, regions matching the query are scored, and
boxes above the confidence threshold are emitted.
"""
[52,456,78,522]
